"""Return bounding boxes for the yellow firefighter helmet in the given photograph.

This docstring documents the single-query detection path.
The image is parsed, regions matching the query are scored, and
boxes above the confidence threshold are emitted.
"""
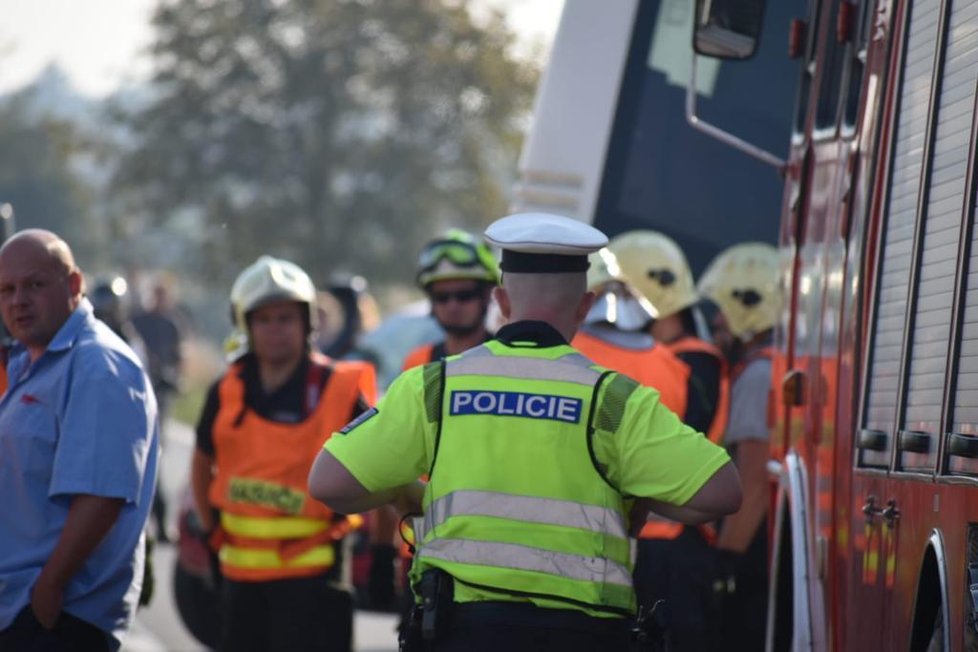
[698,242,781,340]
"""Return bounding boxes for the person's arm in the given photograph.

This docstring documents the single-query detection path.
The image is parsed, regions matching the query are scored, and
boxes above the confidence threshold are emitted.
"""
[632,459,742,527]
[191,381,221,531]
[43,344,157,626]
[308,450,424,514]
[715,440,768,552]
[191,449,217,531]
[675,351,721,433]
[715,359,773,552]
[611,383,741,518]
[309,366,432,513]
[32,495,124,628]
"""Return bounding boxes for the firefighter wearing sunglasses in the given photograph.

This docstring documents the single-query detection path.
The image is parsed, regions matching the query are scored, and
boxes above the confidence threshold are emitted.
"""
[370,231,501,620]
[402,230,500,371]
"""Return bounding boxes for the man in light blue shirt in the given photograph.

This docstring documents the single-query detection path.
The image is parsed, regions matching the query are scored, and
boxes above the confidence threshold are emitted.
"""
[0,229,159,651]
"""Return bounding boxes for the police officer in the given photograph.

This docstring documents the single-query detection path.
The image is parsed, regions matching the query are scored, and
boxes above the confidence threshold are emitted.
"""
[190,255,375,652]
[698,243,780,652]
[307,213,742,652]
[610,230,731,650]
[402,230,499,370]
[572,247,688,417]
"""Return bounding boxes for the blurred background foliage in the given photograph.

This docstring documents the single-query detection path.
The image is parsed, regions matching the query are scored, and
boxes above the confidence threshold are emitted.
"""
[0,0,541,346]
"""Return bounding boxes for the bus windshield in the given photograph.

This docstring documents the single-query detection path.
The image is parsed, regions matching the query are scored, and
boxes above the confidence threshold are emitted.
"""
[594,0,801,274]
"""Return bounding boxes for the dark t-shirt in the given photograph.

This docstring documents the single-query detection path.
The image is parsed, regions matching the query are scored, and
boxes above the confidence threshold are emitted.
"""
[195,353,368,456]
[675,350,721,434]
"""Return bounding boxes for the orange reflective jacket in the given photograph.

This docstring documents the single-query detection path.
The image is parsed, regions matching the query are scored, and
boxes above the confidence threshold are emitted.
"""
[641,337,730,542]
[209,354,371,581]
[571,331,689,416]
[666,337,730,445]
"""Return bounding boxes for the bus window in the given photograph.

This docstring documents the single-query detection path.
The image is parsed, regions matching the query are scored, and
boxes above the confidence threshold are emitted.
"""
[592,0,801,275]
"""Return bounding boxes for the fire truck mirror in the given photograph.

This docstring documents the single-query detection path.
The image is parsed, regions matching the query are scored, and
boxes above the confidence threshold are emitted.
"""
[693,0,766,60]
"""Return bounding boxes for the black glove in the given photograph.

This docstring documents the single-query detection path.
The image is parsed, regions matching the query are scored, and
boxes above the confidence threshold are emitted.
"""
[368,543,397,611]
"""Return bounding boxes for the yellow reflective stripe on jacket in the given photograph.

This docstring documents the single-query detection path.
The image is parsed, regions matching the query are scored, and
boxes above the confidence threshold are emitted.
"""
[419,538,633,588]
[221,512,328,539]
[423,490,628,540]
[219,543,335,569]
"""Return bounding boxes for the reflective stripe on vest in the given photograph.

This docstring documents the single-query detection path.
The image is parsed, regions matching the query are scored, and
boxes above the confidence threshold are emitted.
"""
[420,538,633,589]
[219,543,335,570]
[424,490,628,540]
[446,347,601,386]
[221,512,328,539]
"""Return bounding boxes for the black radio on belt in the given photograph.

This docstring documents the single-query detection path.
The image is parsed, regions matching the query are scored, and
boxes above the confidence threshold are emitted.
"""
[420,569,454,641]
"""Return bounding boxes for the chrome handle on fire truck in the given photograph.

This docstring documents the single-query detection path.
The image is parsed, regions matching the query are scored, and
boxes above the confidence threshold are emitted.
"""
[897,430,932,454]
[881,500,900,527]
[861,495,882,522]
[862,496,900,527]
[948,433,978,459]
[856,428,888,452]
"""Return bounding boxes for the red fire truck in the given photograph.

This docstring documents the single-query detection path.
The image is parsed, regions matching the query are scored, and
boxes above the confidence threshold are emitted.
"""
[693,0,978,649]
[524,1,977,646]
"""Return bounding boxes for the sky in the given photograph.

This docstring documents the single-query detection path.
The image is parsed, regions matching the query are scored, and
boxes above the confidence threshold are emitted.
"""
[0,0,565,98]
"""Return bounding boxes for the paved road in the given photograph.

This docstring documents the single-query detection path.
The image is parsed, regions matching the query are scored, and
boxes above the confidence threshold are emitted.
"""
[122,420,399,651]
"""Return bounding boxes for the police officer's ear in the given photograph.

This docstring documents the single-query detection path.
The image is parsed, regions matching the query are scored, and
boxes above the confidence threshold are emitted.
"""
[574,290,597,326]
[492,285,510,320]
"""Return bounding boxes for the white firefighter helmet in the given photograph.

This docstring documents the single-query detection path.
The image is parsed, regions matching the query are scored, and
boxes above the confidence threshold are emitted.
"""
[698,242,781,341]
[609,230,698,319]
[230,255,317,333]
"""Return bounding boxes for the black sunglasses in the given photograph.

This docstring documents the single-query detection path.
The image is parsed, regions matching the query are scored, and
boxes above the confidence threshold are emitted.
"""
[430,288,483,304]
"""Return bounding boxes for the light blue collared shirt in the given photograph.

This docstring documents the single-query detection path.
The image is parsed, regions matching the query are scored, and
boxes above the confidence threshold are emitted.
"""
[0,299,159,649]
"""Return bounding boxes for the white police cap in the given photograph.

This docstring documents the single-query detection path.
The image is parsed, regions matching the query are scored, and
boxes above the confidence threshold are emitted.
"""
[484,213,609,274]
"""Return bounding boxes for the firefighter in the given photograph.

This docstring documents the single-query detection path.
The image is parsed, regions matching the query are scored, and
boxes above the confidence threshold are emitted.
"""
[190,255,376,652]
[698,242,780,652]
[571,247,689,416]
[402,229,499,370]
[610,230,731,650]
[379,230,501,613]
[307,212,742,652]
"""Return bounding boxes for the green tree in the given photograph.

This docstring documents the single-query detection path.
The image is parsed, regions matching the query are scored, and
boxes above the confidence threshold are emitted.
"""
[115,0,539,290]
[0,85,100,263]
